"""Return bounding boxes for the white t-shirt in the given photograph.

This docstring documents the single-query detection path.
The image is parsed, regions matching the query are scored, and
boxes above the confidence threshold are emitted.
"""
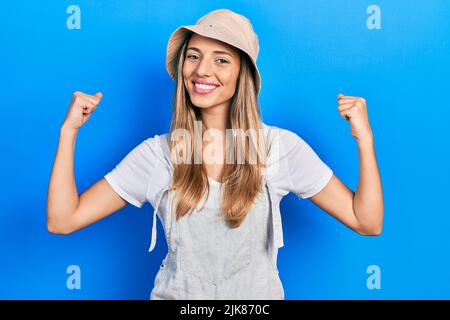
[105,122,332,203]
[104,122,333,299]
[104,122,333,254]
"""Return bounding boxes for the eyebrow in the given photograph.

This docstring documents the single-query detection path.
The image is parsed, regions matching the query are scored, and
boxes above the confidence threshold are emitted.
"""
[187,47,234,58]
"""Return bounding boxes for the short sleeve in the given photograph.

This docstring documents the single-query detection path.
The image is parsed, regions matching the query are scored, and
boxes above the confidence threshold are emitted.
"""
[104,136,165,208]
[267,127,334,200]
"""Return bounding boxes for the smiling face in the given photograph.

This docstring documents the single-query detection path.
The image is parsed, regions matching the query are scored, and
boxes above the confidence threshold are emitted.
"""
[182,33,241,111]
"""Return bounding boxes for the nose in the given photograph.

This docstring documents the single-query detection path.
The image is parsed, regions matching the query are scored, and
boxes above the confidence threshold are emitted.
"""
[194,56,213,77]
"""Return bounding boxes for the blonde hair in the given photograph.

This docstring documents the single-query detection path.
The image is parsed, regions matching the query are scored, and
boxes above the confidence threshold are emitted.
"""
[167,32,268,228]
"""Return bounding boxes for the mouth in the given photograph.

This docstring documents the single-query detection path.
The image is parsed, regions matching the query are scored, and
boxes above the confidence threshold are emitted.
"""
[192,81,219,95]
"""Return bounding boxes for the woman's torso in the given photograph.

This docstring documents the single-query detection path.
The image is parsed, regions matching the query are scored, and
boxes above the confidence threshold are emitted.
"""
[149,175,284,300]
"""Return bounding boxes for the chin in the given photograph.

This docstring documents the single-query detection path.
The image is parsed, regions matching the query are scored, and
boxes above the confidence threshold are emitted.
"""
[189,94,218,109]
[191,100,216,109]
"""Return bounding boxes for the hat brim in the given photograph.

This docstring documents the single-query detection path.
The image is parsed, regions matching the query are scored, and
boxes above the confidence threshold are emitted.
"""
[166,25,261,96]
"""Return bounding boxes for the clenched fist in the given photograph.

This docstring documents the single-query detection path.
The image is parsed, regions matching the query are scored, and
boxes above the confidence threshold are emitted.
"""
[62,91,103,131]
[337,93,373,145]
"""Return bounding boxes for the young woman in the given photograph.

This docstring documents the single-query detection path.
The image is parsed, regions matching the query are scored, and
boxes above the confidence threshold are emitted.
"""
[47,9,383,300]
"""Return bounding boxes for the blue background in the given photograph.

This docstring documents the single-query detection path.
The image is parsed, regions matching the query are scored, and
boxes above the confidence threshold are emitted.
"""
[1,0,449,299]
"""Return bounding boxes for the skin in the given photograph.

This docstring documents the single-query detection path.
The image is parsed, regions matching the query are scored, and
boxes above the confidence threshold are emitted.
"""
[183,33,240,119]
[183,34,241,182]
[309,95,384,236]
[46,34,383,237]
[47,91,128,234]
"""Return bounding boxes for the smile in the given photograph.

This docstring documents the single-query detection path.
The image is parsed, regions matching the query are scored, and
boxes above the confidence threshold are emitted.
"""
[192,81,218,95]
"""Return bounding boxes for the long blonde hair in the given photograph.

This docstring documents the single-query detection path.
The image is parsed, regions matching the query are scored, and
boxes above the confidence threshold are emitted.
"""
[167,32,268,228]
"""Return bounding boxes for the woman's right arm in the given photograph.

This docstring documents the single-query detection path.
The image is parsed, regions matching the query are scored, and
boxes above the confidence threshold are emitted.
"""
[46,91,127,235]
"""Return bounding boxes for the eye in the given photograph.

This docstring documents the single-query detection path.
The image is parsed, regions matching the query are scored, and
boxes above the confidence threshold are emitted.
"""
[216,58,229,64]
[186,54,199,60]
[186,54,229,64]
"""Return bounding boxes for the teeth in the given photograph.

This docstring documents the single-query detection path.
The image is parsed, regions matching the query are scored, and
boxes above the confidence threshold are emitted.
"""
[195,82,217,90]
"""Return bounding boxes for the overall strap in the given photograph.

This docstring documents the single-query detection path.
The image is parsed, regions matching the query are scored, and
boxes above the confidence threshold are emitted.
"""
[265,181,285,266]
[148,184,171,253]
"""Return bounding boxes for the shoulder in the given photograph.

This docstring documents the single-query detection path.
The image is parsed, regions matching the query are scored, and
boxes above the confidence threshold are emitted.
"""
[261,122,307,155]
[154,133,170,157]
[140,133,166,151]
[124,133,173,178]
[137,132,168,157]
[145,132,173,169]
[138,133,173,205]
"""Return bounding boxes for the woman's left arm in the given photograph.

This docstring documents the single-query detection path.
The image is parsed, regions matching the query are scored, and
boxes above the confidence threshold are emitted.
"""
[309,93,384,236]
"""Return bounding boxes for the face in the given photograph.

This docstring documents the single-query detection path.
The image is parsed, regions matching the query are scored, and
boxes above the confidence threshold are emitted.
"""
[183,33,241,111]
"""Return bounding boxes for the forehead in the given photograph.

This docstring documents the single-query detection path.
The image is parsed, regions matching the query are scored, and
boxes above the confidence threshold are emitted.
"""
[187,33,238,54]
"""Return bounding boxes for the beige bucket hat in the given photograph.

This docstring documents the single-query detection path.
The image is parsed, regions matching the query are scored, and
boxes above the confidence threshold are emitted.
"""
[165,8,262,96]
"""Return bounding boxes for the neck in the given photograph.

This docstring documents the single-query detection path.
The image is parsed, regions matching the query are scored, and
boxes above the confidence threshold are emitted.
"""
[200,102,230,134]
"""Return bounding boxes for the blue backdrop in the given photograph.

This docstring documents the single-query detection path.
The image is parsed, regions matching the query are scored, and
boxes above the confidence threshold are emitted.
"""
[1,0,449,299]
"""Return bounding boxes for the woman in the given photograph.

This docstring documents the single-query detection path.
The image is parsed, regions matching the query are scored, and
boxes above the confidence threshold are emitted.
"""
[47,9,383,300]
